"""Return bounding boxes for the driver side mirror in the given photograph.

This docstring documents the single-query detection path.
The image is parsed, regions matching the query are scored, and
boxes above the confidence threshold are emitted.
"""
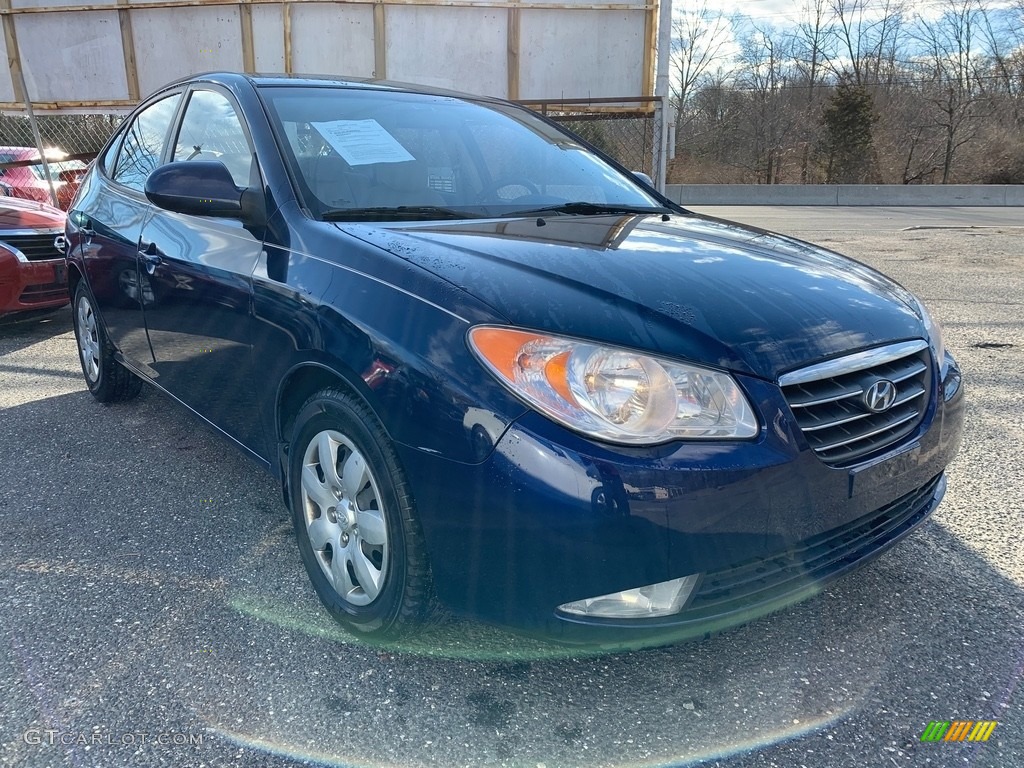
[145,161,245,219]
[632,171,655,188]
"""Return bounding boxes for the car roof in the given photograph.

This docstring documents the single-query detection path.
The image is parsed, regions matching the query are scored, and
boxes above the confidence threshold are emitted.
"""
[162,71,506,105]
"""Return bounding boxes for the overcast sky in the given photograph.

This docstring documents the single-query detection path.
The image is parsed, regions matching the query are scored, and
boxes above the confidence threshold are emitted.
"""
[698,0,1020,29]
[676,0,1022,72]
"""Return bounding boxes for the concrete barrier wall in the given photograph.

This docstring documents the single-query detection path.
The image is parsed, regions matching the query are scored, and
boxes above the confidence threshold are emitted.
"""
[664,184,1024,206]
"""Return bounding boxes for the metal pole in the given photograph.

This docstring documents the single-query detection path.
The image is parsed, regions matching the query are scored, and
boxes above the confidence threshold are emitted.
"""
[15,71,59,208]
[1,0,59,208]
[653,0,673,193]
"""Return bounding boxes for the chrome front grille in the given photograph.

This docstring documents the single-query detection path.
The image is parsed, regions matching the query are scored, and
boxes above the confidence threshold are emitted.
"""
[780,340,933,466]
[0,232,64,261]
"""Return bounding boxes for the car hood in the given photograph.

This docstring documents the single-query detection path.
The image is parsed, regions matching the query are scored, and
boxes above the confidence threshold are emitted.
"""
[338,213,925,380]
[0,196,65,228]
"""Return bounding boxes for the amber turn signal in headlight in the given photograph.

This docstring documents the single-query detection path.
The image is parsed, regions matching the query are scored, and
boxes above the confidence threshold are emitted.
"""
[468,326,758,445]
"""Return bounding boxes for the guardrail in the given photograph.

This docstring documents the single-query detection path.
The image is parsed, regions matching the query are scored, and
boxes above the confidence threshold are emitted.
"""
[665,184,1024,207]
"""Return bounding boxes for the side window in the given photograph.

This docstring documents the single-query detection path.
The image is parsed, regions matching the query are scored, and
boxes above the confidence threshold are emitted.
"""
[99,131,123,177]
[173,90,253,188]
[111,94,181,192]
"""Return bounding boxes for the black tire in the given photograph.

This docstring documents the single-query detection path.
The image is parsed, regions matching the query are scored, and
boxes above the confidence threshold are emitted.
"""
[71,282,142,404]
[289,387,434,637]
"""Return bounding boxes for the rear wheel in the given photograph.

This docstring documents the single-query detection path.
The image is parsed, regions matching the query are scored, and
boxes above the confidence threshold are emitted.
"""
[289,387,434,637]
[72,282,142,403]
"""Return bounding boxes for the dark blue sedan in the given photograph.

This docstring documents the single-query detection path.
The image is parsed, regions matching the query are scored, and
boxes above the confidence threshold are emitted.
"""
[65,73,964,647]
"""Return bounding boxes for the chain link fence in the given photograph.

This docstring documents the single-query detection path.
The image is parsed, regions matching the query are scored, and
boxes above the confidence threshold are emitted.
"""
[0,111,125,209]
[0,112,124,159]
[519,97,660,179]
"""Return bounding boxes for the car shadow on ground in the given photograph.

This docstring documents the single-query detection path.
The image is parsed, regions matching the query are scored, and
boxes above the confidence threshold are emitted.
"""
[0,306,72,355]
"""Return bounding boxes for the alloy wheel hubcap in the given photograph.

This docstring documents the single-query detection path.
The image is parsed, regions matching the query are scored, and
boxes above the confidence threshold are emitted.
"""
[300,430,389,606]
[76,295,100,382]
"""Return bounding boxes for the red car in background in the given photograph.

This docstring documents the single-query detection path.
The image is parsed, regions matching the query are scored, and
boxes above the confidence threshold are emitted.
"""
[0,196,68,318]
[0,146,87,211]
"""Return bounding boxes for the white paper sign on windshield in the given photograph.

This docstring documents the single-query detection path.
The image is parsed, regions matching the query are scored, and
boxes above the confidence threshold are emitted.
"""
[310,119,415,166]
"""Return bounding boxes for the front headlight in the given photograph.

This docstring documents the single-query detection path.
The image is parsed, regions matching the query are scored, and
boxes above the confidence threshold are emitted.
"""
[916,297,945,365]
[468,326,758,445]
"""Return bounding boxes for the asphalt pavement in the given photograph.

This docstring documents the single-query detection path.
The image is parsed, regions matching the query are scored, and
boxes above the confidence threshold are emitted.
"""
[1,208,1021,768]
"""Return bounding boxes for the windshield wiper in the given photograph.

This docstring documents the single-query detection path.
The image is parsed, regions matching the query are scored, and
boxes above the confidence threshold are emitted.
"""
[322,205,480,222]
[505,201,672,218]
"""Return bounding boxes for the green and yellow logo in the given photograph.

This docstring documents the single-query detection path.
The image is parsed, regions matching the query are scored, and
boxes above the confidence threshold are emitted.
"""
[920,720,997,742]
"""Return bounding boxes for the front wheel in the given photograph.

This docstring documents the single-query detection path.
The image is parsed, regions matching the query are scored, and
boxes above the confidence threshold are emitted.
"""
[289,387,435,637]
[72,282,142,403]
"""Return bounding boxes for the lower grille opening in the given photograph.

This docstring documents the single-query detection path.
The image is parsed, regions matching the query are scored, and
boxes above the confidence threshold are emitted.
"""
[679,474,943,620]
[19,283,66,304]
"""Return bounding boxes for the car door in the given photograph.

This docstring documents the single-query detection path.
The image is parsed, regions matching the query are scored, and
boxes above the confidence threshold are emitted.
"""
[71,93,183,372]
[137,87,268,456]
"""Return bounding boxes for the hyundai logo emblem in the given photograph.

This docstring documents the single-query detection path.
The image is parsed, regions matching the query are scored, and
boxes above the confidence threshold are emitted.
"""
[863,379,898,413]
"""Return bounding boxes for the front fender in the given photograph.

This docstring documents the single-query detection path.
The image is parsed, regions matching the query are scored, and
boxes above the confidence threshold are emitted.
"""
[314,289,527,465]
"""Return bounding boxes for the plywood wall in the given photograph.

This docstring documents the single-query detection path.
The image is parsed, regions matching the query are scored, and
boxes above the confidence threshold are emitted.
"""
[0,0,656,110]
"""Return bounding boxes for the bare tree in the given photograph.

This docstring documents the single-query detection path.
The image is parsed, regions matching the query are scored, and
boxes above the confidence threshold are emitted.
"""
[974,0,1023,123]
[681,67,747,180]
[667,0,1022,184]
[792,1,834,100]
[733,24,799,183]
[912,0,989,182]
[670,2,733,153]
[829,0,908,87]
[791,0,835,180]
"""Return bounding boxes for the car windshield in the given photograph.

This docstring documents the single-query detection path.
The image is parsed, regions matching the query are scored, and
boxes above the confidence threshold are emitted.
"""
[259,86,667,220]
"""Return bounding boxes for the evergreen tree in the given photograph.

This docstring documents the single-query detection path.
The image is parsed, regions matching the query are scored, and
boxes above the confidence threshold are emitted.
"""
[821,83,878,183]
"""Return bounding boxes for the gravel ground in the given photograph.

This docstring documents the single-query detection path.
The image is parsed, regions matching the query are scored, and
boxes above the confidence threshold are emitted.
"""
[1,211,1021,768]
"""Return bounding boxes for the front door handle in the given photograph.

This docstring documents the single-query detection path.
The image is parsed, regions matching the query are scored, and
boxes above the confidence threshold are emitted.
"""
[139,243,162,274]
[70,210,94,240]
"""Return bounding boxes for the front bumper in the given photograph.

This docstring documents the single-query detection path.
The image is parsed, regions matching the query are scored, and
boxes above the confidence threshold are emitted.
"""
[397,354,965,645]
[0,255,68,315]
[553,472,945,646]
